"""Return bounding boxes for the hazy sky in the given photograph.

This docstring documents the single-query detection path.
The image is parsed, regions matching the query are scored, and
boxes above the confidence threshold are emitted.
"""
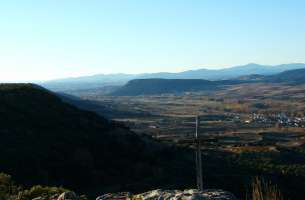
[1,0,305,81]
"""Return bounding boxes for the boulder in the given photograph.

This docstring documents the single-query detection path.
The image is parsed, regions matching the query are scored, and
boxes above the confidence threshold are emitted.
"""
[57,192,78,200]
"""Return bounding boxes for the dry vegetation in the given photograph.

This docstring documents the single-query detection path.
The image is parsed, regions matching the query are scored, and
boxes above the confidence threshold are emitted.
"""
[250,177,283,200]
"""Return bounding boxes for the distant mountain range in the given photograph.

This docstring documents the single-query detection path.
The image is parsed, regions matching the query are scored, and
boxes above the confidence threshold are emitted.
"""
[40,63,305,92]
[111,68,305,96]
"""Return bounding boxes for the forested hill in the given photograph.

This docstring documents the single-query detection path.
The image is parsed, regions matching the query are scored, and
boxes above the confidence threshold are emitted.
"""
[111,79,221,95]
[111,78,248,96]
[0,84,194,193]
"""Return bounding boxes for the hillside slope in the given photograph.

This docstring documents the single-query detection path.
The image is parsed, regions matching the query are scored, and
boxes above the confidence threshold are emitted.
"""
[237,68,305,84]
[0,84,194,192]
[266,68,305,84]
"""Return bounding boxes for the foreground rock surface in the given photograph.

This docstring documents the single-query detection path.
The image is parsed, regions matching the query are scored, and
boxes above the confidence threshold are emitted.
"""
[97,189,237,200]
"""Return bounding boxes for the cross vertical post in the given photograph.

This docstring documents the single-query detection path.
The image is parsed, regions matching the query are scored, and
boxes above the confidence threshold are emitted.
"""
[195,116,203,191]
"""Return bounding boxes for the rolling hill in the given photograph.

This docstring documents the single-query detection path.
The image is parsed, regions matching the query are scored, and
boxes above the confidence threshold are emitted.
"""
[0,84,194,193]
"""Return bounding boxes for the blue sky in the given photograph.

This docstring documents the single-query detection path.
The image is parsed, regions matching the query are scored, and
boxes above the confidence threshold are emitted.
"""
[1,0,305,81]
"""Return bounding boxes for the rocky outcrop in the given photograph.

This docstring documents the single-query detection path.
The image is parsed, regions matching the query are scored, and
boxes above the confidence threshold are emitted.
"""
[96,189,237,200]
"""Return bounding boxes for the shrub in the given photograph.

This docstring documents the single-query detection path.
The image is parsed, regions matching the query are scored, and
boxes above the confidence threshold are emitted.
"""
[0,173,78,200]
[0,173,20,200]
[250,177,283,200]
